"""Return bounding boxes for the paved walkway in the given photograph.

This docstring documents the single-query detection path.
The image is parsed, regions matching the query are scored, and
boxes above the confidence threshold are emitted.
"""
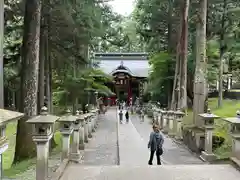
[117,109,203,165]
[80,111,118,165]
[61,164,240,180]
[130,114,204,164]
[118,111,149,165]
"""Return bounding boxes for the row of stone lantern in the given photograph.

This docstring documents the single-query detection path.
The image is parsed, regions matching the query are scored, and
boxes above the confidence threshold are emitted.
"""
[191,109,240,163]
[152,108,185,141]
[198,109,240,163]
[221,113,240,164]
[26,106,99,180]
[152,108,218,161]
[152,106,240,164]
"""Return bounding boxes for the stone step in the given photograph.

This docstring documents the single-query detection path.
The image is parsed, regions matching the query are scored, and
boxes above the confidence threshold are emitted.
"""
[61,164,240,180]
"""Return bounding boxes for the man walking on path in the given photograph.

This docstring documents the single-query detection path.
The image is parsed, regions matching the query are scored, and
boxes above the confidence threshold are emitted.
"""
[148,124,164,165]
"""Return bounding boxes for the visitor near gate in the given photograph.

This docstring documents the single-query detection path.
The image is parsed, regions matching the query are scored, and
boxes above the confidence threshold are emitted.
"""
[119,110,123,123]
[140,108,145,122]
[125,109,129,123]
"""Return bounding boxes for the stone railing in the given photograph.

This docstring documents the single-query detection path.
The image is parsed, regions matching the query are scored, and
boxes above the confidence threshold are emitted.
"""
[26,106,100,180]
[222,115,240,166]
[0,108,24,180]
[151,107,240,166]
[157,108,185,139]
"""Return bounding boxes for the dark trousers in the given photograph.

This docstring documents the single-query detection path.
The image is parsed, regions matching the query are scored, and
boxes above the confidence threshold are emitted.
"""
[148,150,161,165]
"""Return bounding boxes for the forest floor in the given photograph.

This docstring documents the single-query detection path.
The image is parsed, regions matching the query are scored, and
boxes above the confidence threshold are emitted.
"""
[182,98,240,159]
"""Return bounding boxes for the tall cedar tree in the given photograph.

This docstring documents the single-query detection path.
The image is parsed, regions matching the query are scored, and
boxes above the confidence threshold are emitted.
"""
[14,0,42,162]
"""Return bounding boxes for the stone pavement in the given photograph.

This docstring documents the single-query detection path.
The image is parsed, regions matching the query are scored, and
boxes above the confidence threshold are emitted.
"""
[80,111,118,166]
[61,164,240,180]
[130,114,204,164]
[117,110,149,165]
[117,109,202,165]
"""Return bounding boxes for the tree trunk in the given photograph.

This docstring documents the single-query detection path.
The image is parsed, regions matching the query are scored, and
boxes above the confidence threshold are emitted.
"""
[218,0,227,108]
[72,57,78,114]
[0,1,4,108]
[167,79,172,109]
[38,19,45,112]
[167,0,173,109]
[48,54,53,113]
[45,9,52,113]
[179,0,189,111]
[45,30,57,149]
[171,56,179,110]
[14,0,42,162]
[172,21,182,110]
[166,0,177,110]
[193,0,207,127]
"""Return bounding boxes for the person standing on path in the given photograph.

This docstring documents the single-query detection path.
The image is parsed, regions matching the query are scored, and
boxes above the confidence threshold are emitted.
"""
[125,109,129,123]
[119,110,123,124]
[148,124,164,165]
[140,108,145,122]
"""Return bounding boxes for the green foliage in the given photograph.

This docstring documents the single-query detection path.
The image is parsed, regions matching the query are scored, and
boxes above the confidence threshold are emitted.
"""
[132,0,240,100]
[4,0,123,108]
[52,67,113,106]
[149,52,172,90]
[146,52,174,102]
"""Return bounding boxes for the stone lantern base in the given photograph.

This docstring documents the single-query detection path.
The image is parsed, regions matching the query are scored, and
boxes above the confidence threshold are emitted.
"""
[230,157,240,168]
[79,143,85,150]
[70,152,82,163]
[200,151,216,162]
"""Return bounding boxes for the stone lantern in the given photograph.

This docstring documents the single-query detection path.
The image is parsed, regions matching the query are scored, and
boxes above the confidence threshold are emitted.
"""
[153,107,158,125]
[198,108,219,161]
[87,113,93,138]
[0,109,23,179]
[167,110,175,136]
[69,110,82,163]
[27,106,59,180]
[90,110,96,132]
[223,111,240,163]
[84,113,89,143]
[161,109,168,133]
[58,109,76,160]
[174,109,185,140]
[91,109,98,129]
[78,114,85,150]
[159,109,164,129]
[156,109,161,126]
[94,91,99,107]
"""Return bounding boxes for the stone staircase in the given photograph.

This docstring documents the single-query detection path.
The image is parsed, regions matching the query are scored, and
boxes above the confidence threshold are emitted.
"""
[60,164,240,180]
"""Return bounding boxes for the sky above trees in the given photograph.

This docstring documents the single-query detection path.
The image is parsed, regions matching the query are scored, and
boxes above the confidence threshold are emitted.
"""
[107,0,135,15]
